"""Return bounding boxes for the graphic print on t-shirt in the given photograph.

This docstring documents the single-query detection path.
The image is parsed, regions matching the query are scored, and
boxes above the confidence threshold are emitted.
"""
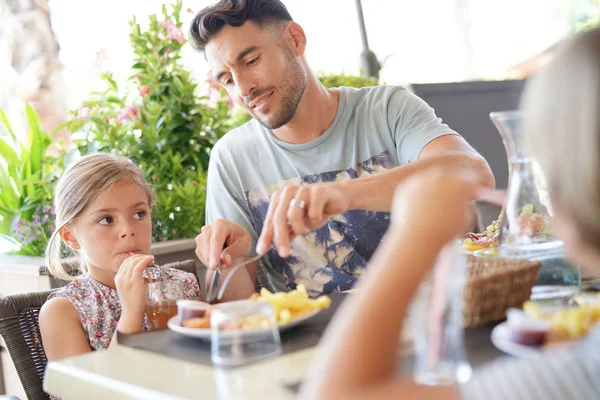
[246,151,393,296]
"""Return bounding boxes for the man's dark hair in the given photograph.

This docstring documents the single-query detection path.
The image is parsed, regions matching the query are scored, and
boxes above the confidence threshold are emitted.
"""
[189,0,293,53]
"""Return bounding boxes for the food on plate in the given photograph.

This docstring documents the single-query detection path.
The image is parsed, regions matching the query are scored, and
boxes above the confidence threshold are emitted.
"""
[179,284,331,330]
[462,204,552,251]
[515,204,549,238]
[512,296,600,346]
[462,219,499,251]
[183,317,211,329]
[253,284,332,325]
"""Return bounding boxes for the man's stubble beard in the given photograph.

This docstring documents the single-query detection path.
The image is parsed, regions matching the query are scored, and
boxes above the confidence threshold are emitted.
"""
[255,49,307,130]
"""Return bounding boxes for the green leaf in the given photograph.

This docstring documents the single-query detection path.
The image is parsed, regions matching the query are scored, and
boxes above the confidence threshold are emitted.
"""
[0,108,18,143]
[25,104,46,174]
[0,138,18,166]
[0,170,19,211]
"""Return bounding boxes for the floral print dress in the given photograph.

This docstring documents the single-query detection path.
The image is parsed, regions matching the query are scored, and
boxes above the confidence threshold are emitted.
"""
[47,266,201,350]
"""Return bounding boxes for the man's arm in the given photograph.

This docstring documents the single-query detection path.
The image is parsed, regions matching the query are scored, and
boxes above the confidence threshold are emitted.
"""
[340,134,495,212]
[256,134,494,256]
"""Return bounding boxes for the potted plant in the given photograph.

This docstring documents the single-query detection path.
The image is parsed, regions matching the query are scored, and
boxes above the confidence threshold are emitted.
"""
[0,104,71,294]
[0,1,246,292]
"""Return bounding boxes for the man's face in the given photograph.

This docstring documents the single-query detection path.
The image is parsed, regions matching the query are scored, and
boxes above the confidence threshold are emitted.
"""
[205,21,307,130]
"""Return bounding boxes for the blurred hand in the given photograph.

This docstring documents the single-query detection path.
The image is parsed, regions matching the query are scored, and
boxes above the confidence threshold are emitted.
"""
[195,219,252,270]
[390,168,487,246]
[256,183,350,257]
[115,254,155,315]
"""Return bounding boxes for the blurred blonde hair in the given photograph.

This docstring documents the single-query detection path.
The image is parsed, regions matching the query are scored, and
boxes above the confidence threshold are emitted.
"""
[45,153,153,280]
[522,27,600,248]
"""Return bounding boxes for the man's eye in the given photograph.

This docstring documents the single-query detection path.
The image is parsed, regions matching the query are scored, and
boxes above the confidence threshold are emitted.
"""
[247,56,259,66]
[98,216,113,225]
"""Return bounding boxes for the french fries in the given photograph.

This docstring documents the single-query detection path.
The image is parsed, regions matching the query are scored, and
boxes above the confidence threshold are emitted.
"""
[181,284,331,330]
[523,295,600,339]
[252,284,331,325]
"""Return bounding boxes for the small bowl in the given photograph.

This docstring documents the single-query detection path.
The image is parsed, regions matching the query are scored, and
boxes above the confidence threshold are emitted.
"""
[177,300,210,324]
[506,308,551,346]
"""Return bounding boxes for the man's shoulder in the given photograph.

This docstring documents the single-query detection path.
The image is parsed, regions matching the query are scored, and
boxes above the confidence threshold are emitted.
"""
[211,118,265,160]
[340,84,409,103]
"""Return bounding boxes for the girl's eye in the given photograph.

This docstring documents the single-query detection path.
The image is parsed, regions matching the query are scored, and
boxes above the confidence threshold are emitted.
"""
[98,216,113,225]
[133,211,146,220]
[224,78,233,86]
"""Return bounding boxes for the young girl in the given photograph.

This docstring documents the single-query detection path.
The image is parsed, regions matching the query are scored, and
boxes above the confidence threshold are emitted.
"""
[301,27,600,400]
[39,153,202,361]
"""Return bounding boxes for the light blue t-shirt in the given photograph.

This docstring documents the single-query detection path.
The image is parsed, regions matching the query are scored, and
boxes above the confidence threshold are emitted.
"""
[206,85,457,296]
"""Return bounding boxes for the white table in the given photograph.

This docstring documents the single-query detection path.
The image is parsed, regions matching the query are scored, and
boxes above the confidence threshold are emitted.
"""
[44,324,414,399]
[44,345,318,400]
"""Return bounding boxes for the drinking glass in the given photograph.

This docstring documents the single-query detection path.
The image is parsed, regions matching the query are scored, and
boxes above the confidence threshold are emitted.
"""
[146,281,183,329]
[411,243,472,385]
[210,300,281,367]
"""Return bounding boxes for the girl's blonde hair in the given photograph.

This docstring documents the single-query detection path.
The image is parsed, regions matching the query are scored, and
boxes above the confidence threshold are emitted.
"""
[45,153,153,280]
[522,27,600,249]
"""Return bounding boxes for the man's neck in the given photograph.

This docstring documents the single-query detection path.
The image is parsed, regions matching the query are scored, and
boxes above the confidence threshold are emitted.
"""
[272,77,340,144]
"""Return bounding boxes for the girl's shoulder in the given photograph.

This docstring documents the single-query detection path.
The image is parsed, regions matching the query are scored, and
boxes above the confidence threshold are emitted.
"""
[47,275,94,301]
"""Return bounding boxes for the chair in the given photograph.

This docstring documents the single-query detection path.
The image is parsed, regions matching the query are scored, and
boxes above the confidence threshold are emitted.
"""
[0,290,55,400]
[0,259,198,400]
[161,259,198,285]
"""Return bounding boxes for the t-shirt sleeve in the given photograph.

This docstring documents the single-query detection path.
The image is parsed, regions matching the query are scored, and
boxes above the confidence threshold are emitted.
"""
[386,87,459,164]
[459,345,600,400]
[205,140,259,254]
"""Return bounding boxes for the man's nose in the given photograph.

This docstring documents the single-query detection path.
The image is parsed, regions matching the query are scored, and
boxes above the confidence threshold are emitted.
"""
[234,72,257,100]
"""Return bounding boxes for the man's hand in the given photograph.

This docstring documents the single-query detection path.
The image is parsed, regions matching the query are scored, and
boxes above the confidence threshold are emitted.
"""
[195,219,252,269]
[256,183,350,257]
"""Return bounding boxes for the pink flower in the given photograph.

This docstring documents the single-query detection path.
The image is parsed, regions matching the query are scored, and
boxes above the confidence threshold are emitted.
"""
[95,48,109,64]
[208,77,221,92]
[139,85,151,97]
[186,7,194,13]
[164,48,171,57]
[116,106,139,125]
[226,93,234,109]
[162,21,184,45]
[77,106,91,120]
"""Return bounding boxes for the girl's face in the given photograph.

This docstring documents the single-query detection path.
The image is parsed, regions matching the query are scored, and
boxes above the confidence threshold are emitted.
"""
[63,179,152,274]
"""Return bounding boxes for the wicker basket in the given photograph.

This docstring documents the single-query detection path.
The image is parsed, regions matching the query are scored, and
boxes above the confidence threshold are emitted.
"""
[463,255,541,328]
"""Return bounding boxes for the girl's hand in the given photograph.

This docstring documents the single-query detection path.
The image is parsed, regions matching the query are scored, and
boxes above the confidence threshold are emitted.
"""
[391,168,486,246]
[115,254,155,315]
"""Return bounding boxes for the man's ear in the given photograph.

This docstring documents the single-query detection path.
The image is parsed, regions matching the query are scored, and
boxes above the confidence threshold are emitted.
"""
[59,225,81,250]
[283,22,306,57]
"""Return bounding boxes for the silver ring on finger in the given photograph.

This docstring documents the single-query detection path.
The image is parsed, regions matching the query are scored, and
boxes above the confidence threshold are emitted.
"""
[290,199,306,210]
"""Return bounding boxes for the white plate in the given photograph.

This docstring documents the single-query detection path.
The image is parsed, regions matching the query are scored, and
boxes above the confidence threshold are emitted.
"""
[168,308,321,340]
[491,322,546,358]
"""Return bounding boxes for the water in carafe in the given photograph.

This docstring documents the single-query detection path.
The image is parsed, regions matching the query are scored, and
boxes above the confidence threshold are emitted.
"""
[491,111,580,300]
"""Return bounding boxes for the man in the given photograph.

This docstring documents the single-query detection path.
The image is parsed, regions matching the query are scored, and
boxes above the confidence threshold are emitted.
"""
[190,0,494,297]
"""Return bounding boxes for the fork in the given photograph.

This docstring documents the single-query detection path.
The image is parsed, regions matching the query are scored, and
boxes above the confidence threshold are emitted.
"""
[206,254,263,303]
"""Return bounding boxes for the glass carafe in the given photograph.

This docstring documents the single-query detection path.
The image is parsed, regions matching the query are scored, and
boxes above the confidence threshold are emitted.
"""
[490,111,580,300]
